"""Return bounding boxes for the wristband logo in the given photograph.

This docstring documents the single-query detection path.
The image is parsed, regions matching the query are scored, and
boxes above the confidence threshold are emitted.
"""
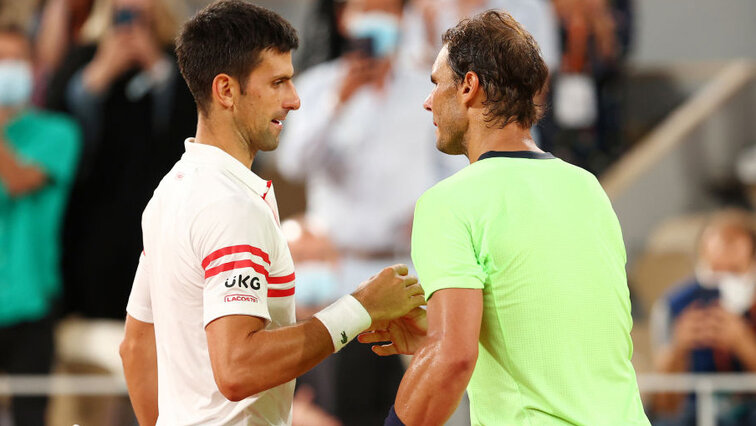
[340,331,348,344]
[224,274,261,290]
[224,294,259,303]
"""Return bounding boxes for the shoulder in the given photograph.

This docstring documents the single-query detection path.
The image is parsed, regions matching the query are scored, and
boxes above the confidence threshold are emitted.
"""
[415,166,477,213]
[665,279,702,313]
[20,110,80,137]
[189,177,272,229]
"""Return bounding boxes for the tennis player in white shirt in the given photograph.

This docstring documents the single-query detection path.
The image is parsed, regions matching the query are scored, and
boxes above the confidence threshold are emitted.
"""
[118,1,425,425]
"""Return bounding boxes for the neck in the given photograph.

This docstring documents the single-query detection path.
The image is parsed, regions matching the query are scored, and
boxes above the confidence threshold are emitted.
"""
[466,121,542,163]
[195,112,255,169]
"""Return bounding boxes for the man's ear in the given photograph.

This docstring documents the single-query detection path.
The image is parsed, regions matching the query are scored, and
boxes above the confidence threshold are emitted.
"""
[459,71,481,107]
[212,73,236,110]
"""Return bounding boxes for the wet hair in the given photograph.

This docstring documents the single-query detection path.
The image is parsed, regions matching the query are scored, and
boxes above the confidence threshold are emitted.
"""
[175,0,299,116]
[441,10,548,128]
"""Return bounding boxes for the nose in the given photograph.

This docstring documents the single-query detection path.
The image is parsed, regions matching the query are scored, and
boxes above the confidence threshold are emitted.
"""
[284,81,301,110]
[423,93,432,112]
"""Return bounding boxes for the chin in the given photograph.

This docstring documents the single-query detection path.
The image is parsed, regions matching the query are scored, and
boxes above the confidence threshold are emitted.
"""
[436,137,465,156]
[257,135,280,152]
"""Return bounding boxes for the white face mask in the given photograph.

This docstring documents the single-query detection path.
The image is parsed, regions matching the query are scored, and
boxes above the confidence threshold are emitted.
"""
[720,273,756,314]
[553,73,597,129]
[695,263,756,314]
[0,60,32,107]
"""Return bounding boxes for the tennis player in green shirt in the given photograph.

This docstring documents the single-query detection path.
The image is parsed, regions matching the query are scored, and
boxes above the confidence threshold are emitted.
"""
[359,10,649,426]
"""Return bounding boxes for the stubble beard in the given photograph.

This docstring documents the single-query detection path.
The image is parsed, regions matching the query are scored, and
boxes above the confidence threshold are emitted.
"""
[437,120,468,156]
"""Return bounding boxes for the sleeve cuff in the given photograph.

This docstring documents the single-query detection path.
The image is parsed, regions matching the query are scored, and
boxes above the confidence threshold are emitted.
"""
[126,306,154,324]
[421,275,485,300]
[203,306,271,328]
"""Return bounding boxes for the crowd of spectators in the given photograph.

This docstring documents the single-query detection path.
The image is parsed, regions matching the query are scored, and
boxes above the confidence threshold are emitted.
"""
[0,0,646,424]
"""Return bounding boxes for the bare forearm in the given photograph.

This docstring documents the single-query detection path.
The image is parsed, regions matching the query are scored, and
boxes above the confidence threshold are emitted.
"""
[652,345,688,413]
[121,340,158,424]
[214,318,333,401]
[655,345,688,373]
[733,334,756,372]
[0,141,47,196]
[395,340,475,426]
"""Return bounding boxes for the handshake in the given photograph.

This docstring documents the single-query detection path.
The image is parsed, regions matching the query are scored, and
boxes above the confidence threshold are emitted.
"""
[353,264,429,356]
[315,264,428,355]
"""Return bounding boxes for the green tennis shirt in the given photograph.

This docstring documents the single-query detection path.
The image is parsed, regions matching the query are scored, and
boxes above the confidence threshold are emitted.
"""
[411,151,649,425]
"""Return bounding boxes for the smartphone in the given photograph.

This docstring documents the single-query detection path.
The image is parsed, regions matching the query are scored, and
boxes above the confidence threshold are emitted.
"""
[346,37,375,58]
[694,286,720,306]
[113,8,139,27]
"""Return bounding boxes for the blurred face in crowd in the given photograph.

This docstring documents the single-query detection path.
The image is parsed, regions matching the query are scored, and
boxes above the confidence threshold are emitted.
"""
[112,0,155,28]
[340,0,403,58]
[698,226,755,277]
[343,0,403,16]
[0,32,31,62]
[0,31,33,109]
[424,46,469,155]
[232,49,300,153]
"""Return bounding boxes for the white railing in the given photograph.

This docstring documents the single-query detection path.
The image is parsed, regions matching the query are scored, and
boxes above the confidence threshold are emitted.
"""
[638,373,756,426]
[3,373,756,425]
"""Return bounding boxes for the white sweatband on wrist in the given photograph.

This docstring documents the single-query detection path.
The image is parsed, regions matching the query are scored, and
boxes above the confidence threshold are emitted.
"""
[314,295,372,352]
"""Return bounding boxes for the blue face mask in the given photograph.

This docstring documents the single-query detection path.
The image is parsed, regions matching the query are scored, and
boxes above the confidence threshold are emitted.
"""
[294,262,341,307]
[0,60,32,107]
[347,12,401,58]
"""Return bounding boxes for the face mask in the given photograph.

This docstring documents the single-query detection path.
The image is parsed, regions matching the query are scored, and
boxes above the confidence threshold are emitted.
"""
[719,272,756,314]
[0,60,32,107]
[294,261,341,307]
[695,263,720,289]
[695,263,756,314]
[346,12,400,58]
[553,73,597,129]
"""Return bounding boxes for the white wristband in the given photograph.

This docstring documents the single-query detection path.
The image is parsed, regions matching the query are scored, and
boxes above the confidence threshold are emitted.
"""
[314,295,372,352]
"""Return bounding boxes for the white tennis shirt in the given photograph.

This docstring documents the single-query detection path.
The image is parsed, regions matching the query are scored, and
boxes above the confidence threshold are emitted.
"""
[126,139,296,425]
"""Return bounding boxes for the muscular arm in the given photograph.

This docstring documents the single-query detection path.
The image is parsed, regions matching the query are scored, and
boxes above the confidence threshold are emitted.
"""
[120,315,158,426]
[394,289,482,426]
[205,266,424,402]
[205,315,334,401]
[0,139,47,196]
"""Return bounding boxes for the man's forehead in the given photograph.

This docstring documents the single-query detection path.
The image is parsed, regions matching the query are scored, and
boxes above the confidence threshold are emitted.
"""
[431,46,449,77]
[254,49,294,75]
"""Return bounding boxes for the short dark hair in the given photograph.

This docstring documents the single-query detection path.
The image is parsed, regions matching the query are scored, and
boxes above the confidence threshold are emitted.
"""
[175,0,299,115]
[442,10,548,128]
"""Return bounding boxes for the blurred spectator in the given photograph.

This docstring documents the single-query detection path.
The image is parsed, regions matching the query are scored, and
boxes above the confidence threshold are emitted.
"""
[295,0,347,72]
[400,0,560,73]
[0,25,80,426]
[399,0,558,146]
[34,0,96,103]
[540,0,633,173]
[650,209,756,425]
[45,0,196,320]
[277,0,464,423]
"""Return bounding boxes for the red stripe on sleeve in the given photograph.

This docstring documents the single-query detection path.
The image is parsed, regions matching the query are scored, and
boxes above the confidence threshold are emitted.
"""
[205,260,269,279]
[202,245,271,269]
[268,272,295,284]
[268,288,295,297]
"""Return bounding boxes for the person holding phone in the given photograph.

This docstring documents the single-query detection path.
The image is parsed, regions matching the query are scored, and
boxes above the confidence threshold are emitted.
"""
[651,209,756,423]
[276,0,465,423]
[45,0,197,322]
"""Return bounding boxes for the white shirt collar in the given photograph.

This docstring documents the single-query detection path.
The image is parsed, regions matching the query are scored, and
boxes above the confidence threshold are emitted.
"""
[182,138,272,199]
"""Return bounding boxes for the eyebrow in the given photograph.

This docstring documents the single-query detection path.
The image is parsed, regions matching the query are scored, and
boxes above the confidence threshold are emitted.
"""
[272,73,294,82]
